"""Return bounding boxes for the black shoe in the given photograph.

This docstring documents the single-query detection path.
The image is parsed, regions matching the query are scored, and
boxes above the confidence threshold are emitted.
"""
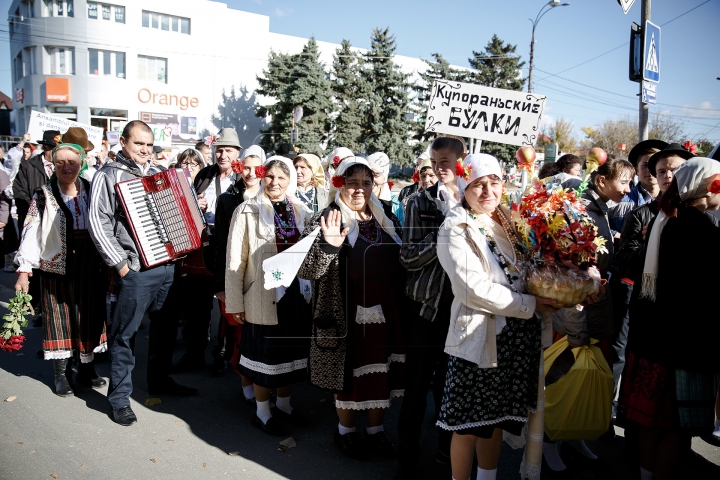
[210,359,229,377]
[171,354,205,373]
[272,407,309,427]
[251,415,288,436]
[366,430,397,458]
[435,450,451,465]
[148,377,198,396]
[76,362,107,388]
[52,359,74,397]
[113,406,137,426]
[334,428,367,460]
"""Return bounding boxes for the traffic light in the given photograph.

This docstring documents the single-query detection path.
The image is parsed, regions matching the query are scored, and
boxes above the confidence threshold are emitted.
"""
[629,22,642,82]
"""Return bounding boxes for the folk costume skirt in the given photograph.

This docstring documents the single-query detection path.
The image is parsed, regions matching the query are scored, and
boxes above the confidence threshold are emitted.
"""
[237,278,311,388]
[437,317,541,436]
[40,231,108,362]
[618,350,719,436]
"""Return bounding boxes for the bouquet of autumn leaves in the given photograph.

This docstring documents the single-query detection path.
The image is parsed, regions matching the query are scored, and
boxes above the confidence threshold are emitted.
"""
[511,179,607,308]
[0,289,33,352]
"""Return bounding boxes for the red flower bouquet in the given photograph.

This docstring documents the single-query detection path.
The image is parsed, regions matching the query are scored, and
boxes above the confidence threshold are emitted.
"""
[0,289,33,353]
[512,180,605,307]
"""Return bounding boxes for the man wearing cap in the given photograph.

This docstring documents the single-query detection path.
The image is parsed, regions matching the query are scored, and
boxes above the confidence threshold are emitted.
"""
[89,120,195,427]
[398,148,432,207]
[171,127,240,372]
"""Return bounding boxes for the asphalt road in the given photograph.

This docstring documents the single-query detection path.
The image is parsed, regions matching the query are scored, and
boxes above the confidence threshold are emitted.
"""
[0,267,718,480]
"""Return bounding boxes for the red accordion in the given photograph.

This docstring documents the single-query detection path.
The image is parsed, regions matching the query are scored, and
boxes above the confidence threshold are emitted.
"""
[115,168,206,268]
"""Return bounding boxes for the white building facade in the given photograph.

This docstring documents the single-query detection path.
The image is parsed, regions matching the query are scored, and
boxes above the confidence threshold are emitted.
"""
[8,0,433,151]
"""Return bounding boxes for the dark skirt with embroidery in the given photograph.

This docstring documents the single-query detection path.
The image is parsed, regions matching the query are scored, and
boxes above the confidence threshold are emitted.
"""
[437,317,541,433]
[617,350,718,435]
[237,277,312,388]
[41,230,108,361]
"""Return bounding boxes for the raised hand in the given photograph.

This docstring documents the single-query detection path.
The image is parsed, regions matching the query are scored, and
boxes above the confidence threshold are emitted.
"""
[320,209,349,248]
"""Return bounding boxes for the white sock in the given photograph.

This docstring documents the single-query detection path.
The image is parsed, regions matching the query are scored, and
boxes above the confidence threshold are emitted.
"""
[276,395,293,415]
[256,399,272,425]
[542,441,566,472]
[476,467,497,480]
[640,466,653,480]
[338,423,356,436]
[242,384,255,400]
[566,439,598,460]
[366,425,384,435]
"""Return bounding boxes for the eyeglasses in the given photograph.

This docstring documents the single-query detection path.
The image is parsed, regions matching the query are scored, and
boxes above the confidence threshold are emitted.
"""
[180,162,202,169]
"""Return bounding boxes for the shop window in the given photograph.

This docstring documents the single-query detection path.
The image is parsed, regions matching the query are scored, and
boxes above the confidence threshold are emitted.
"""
[142,10,190,35]
[43,0,73,17]
[45,47,74,75]
[87,2,124,22]
[89,49,125,78]
[137,55,167,84]
[23,47,37,76]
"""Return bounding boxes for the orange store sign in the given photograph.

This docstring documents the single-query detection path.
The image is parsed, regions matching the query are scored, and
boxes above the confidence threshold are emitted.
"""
[46,78,70,102]
[137,88,199,111]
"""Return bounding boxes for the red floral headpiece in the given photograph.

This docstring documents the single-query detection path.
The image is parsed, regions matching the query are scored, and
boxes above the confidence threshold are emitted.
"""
[204,134,218,147]
[332,175,345,188]
[333,155,341,166]
[412,170,420,183]
[684,141,698,155]
[387,181,394,190]
[455,159,473,181]
[255,165,267,178]
[231,161,245,175]
[707,173,720,194]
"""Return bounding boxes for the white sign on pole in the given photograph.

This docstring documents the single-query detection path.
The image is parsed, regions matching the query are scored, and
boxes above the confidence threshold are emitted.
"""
[148,124,173,147]
[28,111,104,154]
[106,131,120,146]
[424,80,547,146]
[618,0,636,14]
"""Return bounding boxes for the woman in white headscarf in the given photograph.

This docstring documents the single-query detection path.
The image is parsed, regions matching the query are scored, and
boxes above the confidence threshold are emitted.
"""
[236,145,267,200]
[619,157,720,480]
[297,157,405,461]
[176,148,207,181]
[294,153,328,213]
[225,155,313,437]
[367,152,403,225]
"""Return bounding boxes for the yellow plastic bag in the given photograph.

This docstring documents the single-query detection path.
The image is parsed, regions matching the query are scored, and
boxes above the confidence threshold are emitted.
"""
[543,336,614,441]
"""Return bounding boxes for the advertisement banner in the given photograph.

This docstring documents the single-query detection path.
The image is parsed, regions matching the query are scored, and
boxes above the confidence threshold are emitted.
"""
[424,80,547,146]
[28,110,103,153]
[139,111,197,146]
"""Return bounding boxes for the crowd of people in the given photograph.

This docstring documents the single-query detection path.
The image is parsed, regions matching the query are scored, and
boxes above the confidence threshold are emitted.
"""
[1,121,719,480]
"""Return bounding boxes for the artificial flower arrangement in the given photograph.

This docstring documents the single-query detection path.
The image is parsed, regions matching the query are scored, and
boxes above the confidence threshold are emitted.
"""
[0,288,34,352]
[511,148,607,308]
[230,161,267,179]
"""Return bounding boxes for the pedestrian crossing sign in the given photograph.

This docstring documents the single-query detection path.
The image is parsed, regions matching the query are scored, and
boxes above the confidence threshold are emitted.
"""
[643,21,660,83]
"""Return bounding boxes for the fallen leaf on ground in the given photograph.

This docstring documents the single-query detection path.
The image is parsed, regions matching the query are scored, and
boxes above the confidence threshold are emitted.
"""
[228,452,240,456]
[50,475,58,479]
[81,465,88,468]
[144,398,162,406]
[5,396,16,402]
[166,439,174,442]
[202,463,206,467]
[279,437,296,448]
[277,447,285,452]
[17,442,23,445]
[150,458,156,464]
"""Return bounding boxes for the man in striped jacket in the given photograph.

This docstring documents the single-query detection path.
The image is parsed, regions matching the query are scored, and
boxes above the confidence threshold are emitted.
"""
[88,120,195,427]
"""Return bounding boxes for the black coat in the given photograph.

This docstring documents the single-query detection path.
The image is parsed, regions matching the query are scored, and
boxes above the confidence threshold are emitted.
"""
[13,156,49,232]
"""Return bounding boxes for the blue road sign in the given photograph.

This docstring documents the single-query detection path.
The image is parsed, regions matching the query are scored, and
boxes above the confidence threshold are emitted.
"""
[643,21,660,83]
[642,81,657,105]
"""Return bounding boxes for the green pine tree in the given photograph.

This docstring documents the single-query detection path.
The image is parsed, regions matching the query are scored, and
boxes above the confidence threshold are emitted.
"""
[255,49,299,152]
[359,28,414,166]
[468,35,527,163]
[329,39,365,152]
[285,38,333,154]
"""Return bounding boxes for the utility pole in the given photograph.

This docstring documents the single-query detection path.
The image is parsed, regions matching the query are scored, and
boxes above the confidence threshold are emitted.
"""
[638,0,650,142]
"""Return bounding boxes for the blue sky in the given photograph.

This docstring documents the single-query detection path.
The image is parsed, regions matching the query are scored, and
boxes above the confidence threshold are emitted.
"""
[1,0,718,144]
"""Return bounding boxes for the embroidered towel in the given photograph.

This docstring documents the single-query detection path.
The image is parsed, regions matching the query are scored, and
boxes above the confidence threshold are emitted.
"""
[262,227,321,302]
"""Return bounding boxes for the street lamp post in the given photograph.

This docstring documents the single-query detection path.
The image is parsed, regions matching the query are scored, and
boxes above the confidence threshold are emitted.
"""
[527,1,570,94]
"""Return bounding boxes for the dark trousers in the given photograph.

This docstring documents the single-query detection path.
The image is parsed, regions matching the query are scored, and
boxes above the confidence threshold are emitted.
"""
[147,268,184,387]
[611,278,633,415]
[107,264,174,410]
[180,275,215,360]
[397,299,453,473]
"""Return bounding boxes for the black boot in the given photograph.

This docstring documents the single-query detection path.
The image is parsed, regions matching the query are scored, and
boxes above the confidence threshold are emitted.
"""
[53,359,74,396]
[76,361,107,388]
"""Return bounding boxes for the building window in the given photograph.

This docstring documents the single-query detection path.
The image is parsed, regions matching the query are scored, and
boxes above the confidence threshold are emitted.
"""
[137,55,167,83]
[23,47,37,76]
[87,2,124,23]
[89,49,125,78]
[23,1,35,18]
[141,10,190,34]
[45,47,74,75]
[13,54,23,82]
[43,0,73,17]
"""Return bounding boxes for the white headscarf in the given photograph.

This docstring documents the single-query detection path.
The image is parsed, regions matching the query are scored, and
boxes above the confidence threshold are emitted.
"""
[254,155,310,242]
[325,147,354,174]
[330,157,401,247]
[178,147,207,168]
[640,157,720,301]
[367,152,392,201]
[240,145,267,163]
